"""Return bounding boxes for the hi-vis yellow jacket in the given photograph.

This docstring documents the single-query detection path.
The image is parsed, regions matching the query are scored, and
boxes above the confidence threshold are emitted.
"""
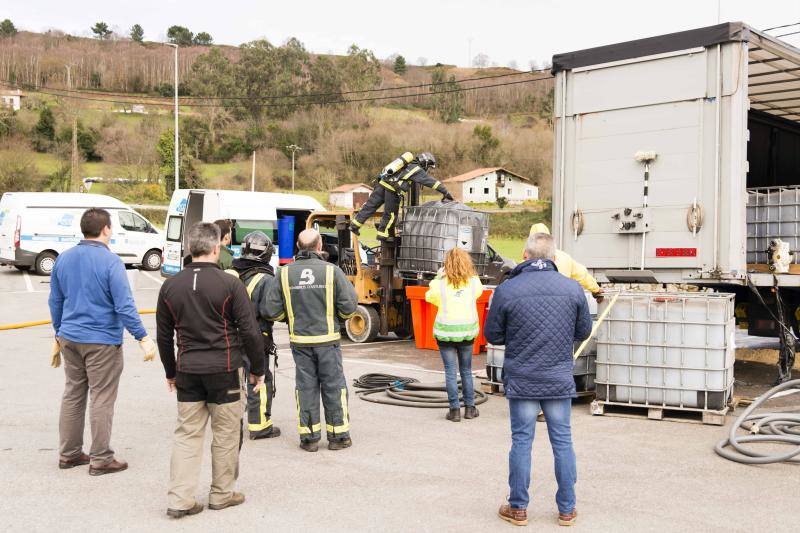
[425,274,484,342]
[529,223,600,294]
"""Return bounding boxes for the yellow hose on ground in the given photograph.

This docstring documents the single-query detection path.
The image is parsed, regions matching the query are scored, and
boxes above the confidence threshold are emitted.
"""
[0,309,156,331]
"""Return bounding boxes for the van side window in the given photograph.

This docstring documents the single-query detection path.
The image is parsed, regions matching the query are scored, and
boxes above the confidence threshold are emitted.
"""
[166,216,183,242]
[119,211,149,232]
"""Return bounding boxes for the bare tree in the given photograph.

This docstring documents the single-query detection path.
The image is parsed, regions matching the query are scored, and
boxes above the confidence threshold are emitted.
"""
[417,56,428,66]
[528,59,539,71]
[508,59,519,70]
[472,53,490,68]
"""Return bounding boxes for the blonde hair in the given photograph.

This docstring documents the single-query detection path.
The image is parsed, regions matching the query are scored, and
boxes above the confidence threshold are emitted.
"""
[443,248,475,288]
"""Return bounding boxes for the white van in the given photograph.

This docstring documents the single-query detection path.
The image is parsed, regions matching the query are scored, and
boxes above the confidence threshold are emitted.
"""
[162,189,324,277]
[0,192,163,275]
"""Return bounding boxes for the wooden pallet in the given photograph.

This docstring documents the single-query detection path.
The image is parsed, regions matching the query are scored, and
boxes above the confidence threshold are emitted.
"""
[480,381,504,395]
[590,400,728,426]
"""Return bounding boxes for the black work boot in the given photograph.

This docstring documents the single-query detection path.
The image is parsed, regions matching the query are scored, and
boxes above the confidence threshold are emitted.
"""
[328,437,352,451]
[300,440,319,453]
[349,223,361,236]
[464,406,480,419]
[446,408,461,422]
[249,426,281,440]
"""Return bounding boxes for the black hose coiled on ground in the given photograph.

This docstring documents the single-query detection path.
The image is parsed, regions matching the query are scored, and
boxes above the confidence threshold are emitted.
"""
[715,378,800,464]
[353,373,488,408]
[352,373,420,390]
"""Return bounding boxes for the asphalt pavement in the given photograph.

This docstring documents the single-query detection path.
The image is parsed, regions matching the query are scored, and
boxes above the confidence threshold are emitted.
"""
[0,265,797,532]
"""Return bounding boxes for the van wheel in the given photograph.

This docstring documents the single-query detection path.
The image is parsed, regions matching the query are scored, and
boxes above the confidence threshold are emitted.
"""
[14,265,31,272]
[142,249,163,271]
[35,251,58,276]
[346,305,380,343]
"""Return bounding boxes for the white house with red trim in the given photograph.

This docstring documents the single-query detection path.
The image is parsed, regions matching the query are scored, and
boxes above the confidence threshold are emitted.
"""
[328,183,373,209]
[443,167,538,204]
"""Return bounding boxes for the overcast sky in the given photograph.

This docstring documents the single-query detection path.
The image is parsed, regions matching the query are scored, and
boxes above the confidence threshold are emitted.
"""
[7,0,800,68]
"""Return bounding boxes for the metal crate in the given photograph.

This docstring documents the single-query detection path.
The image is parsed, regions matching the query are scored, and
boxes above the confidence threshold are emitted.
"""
[398,202,489,277]
[747,186,800,265]
[595,291,735,411]
[485,343,597,394]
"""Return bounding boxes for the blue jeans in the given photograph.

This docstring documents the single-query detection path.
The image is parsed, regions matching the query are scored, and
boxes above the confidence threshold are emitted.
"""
[438,344,475,409]
[508,398,576,513]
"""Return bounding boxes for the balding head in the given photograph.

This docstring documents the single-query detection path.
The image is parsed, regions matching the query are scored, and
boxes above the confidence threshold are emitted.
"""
[297,228,322,252]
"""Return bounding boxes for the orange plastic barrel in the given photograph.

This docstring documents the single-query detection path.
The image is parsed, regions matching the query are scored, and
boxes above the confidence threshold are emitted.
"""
[405,285,493,355]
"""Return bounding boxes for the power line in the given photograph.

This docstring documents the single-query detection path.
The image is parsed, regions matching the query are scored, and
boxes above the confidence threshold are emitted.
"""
[762,22,800,32]
[775,30,800,38]
[6,68,551,103]
[0,76,553,109]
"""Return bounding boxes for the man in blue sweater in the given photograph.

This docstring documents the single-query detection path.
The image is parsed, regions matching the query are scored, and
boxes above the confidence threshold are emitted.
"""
[485,232,592,527]
[48,208,156,476]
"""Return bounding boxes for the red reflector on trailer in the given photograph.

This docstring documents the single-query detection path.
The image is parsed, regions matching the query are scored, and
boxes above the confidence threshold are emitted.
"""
[656,247,697,257]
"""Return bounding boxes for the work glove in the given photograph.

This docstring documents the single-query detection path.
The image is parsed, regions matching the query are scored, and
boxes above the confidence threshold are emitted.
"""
[592,290,604,304]
[50,339,61,368]
[139,335,157,362]
[441,192,454,203]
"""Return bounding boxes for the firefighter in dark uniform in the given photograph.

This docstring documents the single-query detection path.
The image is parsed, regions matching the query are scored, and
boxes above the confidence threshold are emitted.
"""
[227,231,281,440]
[350,151,453,240]
[265,229,358,452]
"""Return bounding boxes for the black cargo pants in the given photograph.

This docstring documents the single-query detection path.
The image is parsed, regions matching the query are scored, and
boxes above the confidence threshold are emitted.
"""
[353,184,401,238]
[292,344,350,443]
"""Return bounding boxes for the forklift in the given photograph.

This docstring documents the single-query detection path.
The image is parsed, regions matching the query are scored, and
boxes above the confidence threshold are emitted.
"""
[306,185,423,343]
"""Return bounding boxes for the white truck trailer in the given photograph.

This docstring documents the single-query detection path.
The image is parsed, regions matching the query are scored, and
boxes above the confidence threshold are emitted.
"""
[550,22,800,379]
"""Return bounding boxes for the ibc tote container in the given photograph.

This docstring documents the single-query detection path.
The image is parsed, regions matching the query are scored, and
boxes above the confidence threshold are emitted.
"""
[595,291,735,411]
[746,186,800,266]
[398,201,489,277]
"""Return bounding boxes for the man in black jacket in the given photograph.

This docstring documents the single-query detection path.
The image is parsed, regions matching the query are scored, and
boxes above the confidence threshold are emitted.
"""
[265,229,358,453]
[227,230,281,440]
[156,222,265,518]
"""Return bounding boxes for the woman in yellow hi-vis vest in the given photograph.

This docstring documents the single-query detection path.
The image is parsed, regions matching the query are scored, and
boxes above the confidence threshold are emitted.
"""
[425,248,484,422]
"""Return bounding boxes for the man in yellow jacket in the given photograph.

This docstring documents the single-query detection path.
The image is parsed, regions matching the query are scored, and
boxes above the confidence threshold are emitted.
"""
[529,223,603,302]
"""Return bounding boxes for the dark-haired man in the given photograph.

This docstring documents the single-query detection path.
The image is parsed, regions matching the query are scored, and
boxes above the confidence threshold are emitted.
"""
[49,208,157,476]
[214,219,234,270]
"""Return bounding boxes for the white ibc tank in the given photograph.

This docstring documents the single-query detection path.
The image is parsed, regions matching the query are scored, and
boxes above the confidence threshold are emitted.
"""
[595,291,735,410]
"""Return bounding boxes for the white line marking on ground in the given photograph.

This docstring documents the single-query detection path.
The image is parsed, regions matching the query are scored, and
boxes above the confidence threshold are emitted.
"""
[22,271,34,292]
[141,270,164,286]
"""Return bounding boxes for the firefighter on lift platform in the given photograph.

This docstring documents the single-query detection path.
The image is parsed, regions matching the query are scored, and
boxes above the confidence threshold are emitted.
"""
[350,151,453,240]
[227,231,281,440]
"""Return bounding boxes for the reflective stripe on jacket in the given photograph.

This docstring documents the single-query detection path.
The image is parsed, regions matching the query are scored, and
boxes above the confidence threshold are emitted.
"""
[425,274,484,342]
[264,251,358,346]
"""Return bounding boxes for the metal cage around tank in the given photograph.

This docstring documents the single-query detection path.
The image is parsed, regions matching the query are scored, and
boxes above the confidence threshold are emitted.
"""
[594,291,735,412]
[397,202,490,278]
[747,186,800,265]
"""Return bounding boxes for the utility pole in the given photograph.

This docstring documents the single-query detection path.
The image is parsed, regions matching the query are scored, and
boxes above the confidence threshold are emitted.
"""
[164,43,180,192]
[286,144,302,192]
[66,65,78,192]
[251,150,256,192]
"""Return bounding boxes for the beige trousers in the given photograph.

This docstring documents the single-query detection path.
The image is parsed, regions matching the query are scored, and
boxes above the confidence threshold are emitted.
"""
[58,338,124,468]
[167,368,247,510]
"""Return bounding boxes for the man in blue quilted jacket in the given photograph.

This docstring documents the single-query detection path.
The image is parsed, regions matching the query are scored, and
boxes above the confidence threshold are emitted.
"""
[485,232,592,527]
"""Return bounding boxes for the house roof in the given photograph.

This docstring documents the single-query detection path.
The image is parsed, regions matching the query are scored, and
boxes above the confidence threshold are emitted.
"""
[444,167,534,184]
[330,183,373,193]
